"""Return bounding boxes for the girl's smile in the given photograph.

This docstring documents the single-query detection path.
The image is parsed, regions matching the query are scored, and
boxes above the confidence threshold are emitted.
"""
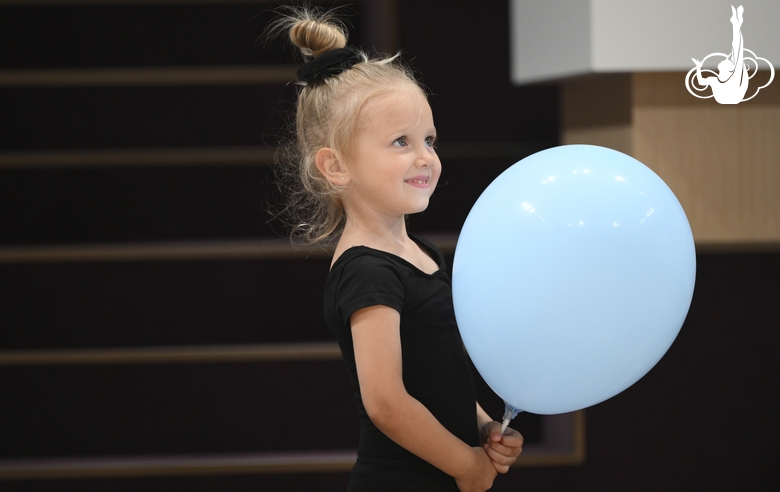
[404,175,432,188]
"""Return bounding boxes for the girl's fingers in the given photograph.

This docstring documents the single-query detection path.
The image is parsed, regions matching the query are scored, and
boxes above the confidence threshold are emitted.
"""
[499,428,524,448]
[485,441,513,457]
[481,425,524,473]
[483,445,513,473]
[499,433,524,449]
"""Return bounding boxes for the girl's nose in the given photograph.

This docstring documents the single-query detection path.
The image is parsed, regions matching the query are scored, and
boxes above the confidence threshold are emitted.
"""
[416,148,435,167]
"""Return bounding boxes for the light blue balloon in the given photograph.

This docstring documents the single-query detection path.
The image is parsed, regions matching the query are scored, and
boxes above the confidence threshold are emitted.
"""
[453,145,696,415]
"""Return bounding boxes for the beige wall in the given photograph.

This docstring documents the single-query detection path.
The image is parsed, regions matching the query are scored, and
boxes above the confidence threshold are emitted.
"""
[561,72,780,248]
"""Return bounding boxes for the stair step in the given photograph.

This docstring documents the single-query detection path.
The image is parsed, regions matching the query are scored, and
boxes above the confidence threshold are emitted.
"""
[0,239,330,263]
[0,450,357,480]
[0,66,298,87]
[0,256,334,349]
[1,360,359,457]
[0,146,276,168]
[0,85,294,150]
[0,2,361,69]
[0,166,279,244]
[0,471,351,492]
[0,342,341,366]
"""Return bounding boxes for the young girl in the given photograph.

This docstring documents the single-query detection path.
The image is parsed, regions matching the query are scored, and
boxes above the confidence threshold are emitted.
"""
[271,8,523,491]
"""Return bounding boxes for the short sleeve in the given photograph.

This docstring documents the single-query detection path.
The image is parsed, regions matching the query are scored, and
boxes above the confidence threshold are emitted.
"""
[335,253,405,326]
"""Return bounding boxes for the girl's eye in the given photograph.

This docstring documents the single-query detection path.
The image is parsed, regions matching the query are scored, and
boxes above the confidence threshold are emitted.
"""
[425,136,437,147]
[393,136,407,146]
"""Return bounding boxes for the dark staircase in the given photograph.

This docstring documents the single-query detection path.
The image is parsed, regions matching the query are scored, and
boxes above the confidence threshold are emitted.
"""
[0,1,560,490]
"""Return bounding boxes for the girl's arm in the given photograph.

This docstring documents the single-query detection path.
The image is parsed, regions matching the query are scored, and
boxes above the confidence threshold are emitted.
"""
[476,403,524,473]
[351,305,497,492]
[476,403,493,429]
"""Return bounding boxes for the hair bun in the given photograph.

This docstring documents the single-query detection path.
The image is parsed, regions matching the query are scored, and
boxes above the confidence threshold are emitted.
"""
[289,18,347,58]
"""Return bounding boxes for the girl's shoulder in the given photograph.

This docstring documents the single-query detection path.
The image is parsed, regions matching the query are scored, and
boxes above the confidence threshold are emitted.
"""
[328,243,405,277]
[329,233,444,276]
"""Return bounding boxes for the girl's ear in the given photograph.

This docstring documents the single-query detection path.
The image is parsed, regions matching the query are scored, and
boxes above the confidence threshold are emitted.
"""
[315,147,350,185]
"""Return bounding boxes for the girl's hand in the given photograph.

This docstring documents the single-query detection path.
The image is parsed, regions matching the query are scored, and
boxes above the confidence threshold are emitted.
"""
[479,421,524,473]
[454,447,497,492]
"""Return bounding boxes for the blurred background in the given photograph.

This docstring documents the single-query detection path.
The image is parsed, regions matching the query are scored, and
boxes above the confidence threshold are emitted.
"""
[1,1,777,490]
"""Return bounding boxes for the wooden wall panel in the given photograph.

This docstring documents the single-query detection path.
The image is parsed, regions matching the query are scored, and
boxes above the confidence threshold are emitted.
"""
[633,71,780,245]
[560,74,633,155]
[561,71,780,247]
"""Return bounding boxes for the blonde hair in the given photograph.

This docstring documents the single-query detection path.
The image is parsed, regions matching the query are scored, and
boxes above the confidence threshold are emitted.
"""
[269,7,426,245]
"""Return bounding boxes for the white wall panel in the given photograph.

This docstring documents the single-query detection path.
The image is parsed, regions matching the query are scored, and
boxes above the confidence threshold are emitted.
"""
[511,0,780,84]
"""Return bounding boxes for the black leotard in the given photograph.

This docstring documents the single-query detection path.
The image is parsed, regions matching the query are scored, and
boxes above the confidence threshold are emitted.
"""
[323,235,478,491]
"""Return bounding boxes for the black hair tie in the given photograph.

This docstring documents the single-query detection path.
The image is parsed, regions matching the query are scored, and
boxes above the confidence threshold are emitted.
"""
[297,47,363,83]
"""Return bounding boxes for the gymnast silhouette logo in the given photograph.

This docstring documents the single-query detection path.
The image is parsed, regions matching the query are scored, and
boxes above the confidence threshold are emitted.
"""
[685,5,774,104]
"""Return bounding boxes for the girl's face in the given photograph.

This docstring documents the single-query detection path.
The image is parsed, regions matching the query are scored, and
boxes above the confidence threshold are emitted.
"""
[344,86,441,221]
